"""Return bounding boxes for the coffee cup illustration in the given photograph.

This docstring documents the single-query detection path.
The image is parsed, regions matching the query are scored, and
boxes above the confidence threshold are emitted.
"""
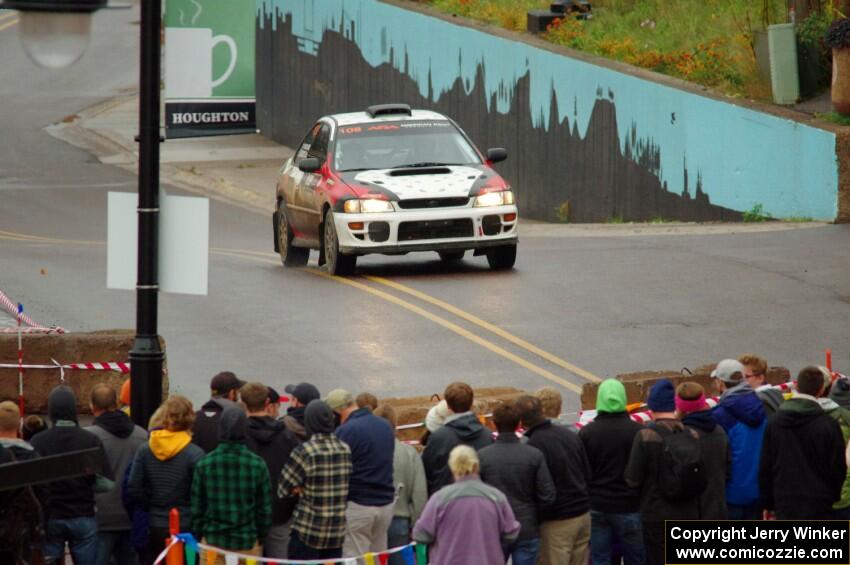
[165,27,237,98]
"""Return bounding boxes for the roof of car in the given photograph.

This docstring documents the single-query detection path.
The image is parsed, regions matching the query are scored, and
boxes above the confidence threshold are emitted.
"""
[330,109,449,126]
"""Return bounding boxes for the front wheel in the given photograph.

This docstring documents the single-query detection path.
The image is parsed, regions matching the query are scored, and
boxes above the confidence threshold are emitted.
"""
[323,209,357,276]
[486,244,517,270]
[278,201,309,267]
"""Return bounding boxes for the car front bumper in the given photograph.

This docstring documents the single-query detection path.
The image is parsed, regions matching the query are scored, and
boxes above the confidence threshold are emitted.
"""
[334,205,518,255]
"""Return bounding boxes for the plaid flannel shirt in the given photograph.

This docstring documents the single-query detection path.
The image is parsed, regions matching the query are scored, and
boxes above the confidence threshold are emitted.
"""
[278,433,352,550]
[191,442,272,550]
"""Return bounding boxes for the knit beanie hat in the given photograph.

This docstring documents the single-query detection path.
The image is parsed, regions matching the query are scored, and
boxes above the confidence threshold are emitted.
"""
[218,404,247,442]
[830,378,850,409]
[120,379,131,405]
[647,379,675,412]
[48,385,78,424]
[305,400,336,435]
[596,379,627,413]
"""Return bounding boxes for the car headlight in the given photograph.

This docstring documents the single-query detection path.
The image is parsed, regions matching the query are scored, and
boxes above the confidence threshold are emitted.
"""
[474,190,514,207]
[343,199,394,213]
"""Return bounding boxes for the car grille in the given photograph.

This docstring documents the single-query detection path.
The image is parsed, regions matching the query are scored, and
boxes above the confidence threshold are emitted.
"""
[397,197,470,209]
[398,218,473,241]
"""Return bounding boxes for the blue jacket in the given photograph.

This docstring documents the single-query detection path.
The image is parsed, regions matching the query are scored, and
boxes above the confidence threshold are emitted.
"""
[712,386,767,506]
[336,408,395,506]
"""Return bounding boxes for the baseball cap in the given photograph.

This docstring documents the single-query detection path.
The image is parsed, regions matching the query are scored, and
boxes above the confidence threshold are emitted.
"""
[210,371,246,396]
[284,382,320,405]
[267,386,288,404]
[711,359,746,385]
[324,389,354,411]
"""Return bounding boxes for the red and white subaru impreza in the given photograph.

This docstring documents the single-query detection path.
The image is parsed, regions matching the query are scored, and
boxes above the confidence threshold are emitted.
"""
[272,104,518,276]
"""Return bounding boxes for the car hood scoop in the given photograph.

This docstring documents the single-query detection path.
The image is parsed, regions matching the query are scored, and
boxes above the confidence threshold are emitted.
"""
[351,166,486,200]
[388,167,451,176]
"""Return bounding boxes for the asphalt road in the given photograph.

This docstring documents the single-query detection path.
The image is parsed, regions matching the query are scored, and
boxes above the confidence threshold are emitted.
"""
[2,5,849,414]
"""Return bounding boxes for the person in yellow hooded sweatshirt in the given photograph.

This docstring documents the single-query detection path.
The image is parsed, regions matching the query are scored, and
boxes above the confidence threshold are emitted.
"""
[128,395,205,565]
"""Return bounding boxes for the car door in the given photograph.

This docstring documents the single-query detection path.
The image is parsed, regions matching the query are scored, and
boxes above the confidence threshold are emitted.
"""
[279,123,320,233]
[297,122,331,241]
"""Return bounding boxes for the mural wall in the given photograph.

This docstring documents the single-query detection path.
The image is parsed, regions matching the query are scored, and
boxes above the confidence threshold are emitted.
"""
[256,0,839,222]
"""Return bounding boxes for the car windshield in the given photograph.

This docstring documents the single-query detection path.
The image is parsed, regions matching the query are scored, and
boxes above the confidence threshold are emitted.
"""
[333,120,482,172]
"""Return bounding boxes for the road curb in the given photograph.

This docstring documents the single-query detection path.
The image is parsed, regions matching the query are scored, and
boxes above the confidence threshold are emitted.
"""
[45,92,275,216]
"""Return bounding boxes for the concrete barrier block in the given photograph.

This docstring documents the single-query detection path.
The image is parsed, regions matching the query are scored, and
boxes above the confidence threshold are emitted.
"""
[580,365,792,410]
[380,386,525,444]
[0,330,168,415]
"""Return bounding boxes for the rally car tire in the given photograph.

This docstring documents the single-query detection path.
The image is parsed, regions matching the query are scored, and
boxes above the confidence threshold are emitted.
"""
[486,243,517,270]
[278,201,309,267]
[323,209,357,276]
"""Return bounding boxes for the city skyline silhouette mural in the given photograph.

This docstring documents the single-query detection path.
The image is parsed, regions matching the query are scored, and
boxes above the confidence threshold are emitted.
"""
[257,2,746,222]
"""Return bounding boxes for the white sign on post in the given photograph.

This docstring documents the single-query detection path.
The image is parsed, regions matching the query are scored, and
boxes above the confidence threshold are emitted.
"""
[107,191,209,296]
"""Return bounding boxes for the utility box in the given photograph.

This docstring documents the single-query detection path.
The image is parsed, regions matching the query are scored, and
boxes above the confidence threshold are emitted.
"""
[768,23,800,104]
[527,10,561,33]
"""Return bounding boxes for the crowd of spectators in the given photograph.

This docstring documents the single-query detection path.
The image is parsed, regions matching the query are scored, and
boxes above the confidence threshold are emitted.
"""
[0,353,848,565]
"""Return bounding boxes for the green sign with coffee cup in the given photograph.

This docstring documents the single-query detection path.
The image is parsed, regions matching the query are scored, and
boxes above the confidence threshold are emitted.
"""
[164,0,255,137]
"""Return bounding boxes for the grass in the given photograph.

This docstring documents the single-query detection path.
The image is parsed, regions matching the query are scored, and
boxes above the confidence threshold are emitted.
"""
[427,0,788,98]
[742,202,773,222]
[782,216,815,222]
[815,111,850,126]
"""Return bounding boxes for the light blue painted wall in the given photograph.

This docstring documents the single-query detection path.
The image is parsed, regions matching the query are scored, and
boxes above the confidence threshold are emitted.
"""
[258,0,838,219]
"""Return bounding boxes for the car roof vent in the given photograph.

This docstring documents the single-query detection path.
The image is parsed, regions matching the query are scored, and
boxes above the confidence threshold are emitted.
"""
[365,103,412,118]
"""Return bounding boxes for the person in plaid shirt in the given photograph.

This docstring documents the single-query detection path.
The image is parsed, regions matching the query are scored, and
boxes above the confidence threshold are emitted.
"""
[278,400,352,560]
[192,404,272,563]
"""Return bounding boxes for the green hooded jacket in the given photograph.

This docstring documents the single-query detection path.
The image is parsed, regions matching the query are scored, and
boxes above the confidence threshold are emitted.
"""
[597,379,627,413]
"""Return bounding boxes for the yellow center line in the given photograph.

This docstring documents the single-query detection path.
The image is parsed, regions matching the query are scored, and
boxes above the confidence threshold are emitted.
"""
[0,16,19,31]
[0,230,103,246]
[304,268,583,394]
[210,249,279,265]
[364,274,601,383]
[210,247,278,259]
[1,229,587,393]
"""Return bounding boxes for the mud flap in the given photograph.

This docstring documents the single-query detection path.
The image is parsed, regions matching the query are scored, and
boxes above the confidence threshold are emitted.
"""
[272,211,280,253]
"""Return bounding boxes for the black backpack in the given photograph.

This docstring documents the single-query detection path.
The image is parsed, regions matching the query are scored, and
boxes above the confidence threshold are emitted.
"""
[651,422,707,501]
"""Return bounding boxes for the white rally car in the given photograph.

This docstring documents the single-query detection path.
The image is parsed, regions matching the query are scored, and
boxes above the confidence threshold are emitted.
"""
[272,104,518,275]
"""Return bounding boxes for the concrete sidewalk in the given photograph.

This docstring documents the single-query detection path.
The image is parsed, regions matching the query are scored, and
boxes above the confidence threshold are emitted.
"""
[47,91,827,237]
[46,90,291,215]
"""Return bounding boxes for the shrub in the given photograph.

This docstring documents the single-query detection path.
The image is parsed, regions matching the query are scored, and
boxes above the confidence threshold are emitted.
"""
[825,17,850,49]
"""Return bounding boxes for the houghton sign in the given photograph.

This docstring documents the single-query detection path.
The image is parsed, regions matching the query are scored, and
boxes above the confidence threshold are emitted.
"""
[164,0,256,138]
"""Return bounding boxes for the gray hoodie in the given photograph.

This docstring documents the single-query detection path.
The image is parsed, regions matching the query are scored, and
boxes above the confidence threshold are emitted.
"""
[85,411,148,531]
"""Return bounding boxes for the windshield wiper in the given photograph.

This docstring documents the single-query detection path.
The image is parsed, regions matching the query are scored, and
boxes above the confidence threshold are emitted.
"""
[391,162,463,169]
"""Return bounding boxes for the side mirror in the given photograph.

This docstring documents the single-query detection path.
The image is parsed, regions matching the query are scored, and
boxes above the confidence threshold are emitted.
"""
[486,148,508,164]
[298,157,322,173]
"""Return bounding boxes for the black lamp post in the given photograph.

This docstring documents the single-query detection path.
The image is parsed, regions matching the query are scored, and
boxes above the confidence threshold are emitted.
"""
[3,0,164,428]
[130,0,165,429]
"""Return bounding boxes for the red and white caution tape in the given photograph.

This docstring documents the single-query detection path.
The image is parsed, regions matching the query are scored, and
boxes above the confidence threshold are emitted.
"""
[0,289,65,333]
[64,362,130,372]
[0,326,63,334]
[0,359,130,382]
